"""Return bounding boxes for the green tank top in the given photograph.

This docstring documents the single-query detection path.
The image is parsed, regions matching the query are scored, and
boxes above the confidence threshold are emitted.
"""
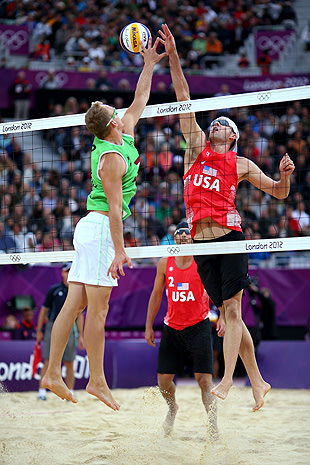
[87,133,140,219]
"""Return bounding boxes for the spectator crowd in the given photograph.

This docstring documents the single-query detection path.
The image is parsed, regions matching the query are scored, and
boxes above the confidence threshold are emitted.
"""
[0,0,298,72]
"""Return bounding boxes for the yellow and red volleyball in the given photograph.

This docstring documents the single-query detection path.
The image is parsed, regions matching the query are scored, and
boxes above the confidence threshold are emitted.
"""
[119,22,151,54]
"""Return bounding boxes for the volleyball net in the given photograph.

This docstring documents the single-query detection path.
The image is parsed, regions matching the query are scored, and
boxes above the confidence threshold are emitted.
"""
[0,85,310,266]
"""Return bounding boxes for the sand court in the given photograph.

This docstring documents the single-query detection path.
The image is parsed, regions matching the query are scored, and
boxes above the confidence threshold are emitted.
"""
[1,383,310,465]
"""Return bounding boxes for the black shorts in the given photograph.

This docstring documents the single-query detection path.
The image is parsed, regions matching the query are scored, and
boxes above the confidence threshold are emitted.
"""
[194,230,250,308]
[157,319,213,375]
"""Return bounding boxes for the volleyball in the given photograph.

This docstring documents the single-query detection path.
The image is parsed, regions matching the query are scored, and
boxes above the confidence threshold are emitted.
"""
[119,22,151,54]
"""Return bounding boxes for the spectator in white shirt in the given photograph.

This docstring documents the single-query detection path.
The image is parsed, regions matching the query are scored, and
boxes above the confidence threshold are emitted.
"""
[280,106,300,136]
[292,201,310,232]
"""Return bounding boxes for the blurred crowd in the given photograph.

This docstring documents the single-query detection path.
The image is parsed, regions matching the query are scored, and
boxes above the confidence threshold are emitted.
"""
[0,0,298,72]
[0,90,310,266]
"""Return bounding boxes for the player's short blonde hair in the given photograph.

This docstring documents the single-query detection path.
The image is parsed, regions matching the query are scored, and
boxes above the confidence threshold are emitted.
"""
[85,101,113,139]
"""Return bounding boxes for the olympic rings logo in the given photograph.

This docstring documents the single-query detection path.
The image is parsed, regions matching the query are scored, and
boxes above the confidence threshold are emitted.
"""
[0,29,29,51]
[257,92,271,102]
[256,32,295,58]
[167,246,180,255]
[35,71,69,88]
[9,254,21,263]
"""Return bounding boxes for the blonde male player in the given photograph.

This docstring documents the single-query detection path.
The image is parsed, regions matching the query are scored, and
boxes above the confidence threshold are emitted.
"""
[159,24,295,411]
[145,221,225,437]
[42,38,167,410]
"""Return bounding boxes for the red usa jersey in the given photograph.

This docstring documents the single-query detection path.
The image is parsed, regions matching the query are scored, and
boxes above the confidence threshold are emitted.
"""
[164,256,209,330]
[183,142,242,237]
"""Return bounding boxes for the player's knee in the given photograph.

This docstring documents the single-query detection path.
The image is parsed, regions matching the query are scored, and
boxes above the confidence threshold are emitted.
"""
[224,304,241,323]
[87,305,109,320]
[64,302,83,319]
[195,373,213,392]
[158,374,174,391]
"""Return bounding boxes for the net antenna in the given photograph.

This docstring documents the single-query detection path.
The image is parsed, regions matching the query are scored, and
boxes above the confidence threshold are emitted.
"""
[1,85,310,265]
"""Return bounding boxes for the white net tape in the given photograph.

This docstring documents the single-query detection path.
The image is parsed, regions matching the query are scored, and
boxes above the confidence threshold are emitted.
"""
[1,85,309,135]
[1,236,310,265]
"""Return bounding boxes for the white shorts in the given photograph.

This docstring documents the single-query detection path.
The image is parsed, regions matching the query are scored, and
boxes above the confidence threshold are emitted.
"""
[68,212,117,287]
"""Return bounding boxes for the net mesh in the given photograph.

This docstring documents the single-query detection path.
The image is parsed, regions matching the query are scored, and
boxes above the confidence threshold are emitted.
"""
[0,86,310,266]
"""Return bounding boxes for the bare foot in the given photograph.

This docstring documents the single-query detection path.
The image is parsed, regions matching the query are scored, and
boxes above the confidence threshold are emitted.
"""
[42,374,77,403]
[211,380,233,400]
[252,382,271,411]
[86,382,120,411]
[163,404,179,436]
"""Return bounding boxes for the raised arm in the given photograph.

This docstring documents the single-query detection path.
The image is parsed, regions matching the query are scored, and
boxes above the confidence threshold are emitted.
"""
[122,37,167,136]
[237,153,295,199]
[145,258,167,347]
[159,24,205,155]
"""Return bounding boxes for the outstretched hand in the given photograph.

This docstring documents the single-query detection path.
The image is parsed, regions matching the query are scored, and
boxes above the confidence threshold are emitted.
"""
[279,153,295,177]
[140,37,167,64]
[158,23,176,55]
[108,251,133,280]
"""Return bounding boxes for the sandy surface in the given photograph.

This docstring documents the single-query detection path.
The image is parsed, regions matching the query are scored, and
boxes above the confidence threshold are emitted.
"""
[1,382,309,465]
